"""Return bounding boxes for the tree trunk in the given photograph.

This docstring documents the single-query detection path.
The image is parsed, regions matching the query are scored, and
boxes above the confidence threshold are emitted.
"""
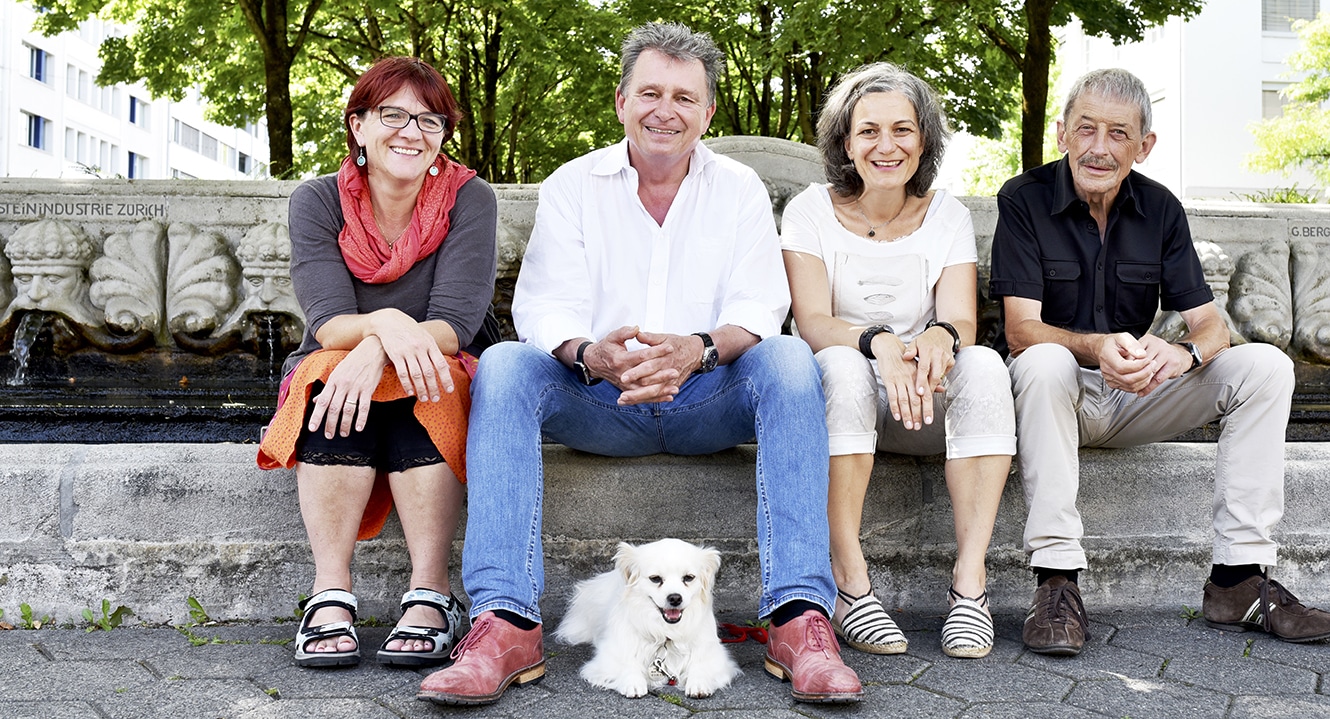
[263,59,295,179]
[237,0,324,179]
[1020,0,1055,171]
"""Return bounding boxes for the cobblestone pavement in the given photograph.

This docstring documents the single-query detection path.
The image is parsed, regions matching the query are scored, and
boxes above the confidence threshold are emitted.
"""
[3,607,1328,719]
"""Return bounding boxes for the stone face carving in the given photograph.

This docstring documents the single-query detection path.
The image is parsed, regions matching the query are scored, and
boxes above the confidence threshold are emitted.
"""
[2,219,101,330]
[1292,240,1330,363]
[1229,240,1293,350]
[220,222,303,350]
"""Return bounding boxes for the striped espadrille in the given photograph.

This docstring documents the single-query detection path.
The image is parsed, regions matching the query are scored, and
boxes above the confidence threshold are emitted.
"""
[942,587,994,659]
[832,588,907,655]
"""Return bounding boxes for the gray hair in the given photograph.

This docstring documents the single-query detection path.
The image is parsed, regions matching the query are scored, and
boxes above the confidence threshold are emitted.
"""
[619,22,724,106]
[1062,68,1153,135]
[816,63,950,198]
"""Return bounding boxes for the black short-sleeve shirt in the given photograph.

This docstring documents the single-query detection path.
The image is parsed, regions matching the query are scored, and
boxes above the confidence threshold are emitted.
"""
[988,157,1213,356]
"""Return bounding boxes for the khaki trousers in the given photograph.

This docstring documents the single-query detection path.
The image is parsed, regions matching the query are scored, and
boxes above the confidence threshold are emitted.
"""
[1007,342,1294,570]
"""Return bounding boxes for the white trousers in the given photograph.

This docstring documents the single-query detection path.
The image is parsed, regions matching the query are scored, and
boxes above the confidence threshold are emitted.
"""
[817,344,1016,459]
[1007,342,1294,570]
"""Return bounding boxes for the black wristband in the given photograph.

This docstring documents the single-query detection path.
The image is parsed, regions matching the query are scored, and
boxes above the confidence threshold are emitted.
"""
[925,319,961,355]
[574,340,601,386]
[858,325,894,359]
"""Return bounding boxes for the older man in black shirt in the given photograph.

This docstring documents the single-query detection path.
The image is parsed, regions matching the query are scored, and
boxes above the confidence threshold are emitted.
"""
[990,68,1328,656]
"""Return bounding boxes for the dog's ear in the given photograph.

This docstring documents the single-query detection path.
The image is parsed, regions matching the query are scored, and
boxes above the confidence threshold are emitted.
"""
[613,542,639,585]
[699,546,721,593]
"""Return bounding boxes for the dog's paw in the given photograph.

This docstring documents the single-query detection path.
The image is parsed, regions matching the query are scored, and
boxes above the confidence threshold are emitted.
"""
[685,687,715,699]
[614,679,650,699]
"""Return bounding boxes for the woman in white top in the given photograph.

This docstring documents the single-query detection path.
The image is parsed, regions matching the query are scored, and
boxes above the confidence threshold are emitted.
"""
[782,63,1016,659]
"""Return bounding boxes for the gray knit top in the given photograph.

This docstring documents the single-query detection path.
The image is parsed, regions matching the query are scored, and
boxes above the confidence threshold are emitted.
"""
[283,173,498,377]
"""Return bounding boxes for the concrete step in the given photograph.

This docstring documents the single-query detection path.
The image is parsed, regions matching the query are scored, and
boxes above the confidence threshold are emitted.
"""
[2,442,1326,625]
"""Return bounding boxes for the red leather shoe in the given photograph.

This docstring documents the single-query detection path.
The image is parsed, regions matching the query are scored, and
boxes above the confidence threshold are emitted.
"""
[417,612,545,706]
[764,609,863,703]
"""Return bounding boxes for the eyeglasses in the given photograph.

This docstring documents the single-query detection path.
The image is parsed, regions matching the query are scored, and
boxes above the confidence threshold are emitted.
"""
[376,106,447,134]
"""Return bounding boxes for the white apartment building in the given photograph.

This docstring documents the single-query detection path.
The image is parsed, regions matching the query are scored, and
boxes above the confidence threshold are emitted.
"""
[1059,0,1322,199]
[1,0,269,180]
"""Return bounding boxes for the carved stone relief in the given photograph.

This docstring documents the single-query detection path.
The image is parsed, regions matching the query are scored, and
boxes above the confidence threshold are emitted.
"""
[1230,241,1293,351]
[0,217,304,365]
[1291,240,1330,363]
[1150,240,1246,346]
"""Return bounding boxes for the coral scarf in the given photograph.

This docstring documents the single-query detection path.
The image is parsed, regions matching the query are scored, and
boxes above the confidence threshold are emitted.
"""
[336,153,477,283]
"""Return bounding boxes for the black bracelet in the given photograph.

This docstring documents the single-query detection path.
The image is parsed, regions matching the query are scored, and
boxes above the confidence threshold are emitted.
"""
[925,319,961,354]
[858,325,894,359]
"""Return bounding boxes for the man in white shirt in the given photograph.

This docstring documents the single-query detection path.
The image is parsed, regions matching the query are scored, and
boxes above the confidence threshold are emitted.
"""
[419,22,862,707]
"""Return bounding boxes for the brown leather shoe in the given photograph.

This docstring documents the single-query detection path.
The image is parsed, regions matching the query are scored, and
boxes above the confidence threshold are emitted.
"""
[416,612,545,706]
[1203,574,1330,643]
[764,610,863,703]
[1022,576,1089,656]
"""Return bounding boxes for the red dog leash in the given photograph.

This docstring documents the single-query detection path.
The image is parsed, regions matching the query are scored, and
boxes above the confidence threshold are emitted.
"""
[718,622,768,644]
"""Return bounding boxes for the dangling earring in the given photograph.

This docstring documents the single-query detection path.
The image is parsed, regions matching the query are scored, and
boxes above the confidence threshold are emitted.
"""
[355,147,366,167]
[428,163,439,177]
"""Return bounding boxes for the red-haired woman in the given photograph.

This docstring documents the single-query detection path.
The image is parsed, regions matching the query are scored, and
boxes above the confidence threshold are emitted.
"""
[258,56,497,669]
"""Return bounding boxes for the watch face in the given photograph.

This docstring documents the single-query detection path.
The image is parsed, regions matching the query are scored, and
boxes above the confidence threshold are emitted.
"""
[701,347,718,373]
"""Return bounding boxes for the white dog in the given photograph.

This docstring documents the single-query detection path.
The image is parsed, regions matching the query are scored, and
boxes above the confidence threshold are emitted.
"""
[555,538,740,698]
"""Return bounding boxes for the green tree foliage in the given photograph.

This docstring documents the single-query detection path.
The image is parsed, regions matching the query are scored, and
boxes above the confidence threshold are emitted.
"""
[969,0,1203,171]
[1247,13,1330,195]
[613,0,1018,144]
[26,0,1204,183]
[302,0,626,181]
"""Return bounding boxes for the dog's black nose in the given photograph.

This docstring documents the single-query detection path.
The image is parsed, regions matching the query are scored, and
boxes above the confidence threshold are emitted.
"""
[668,593,682,607]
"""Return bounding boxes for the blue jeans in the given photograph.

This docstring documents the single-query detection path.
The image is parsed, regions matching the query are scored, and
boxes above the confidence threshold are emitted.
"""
[461,335,835,623]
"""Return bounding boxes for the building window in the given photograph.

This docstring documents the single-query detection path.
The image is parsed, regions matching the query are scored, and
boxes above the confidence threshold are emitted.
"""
[172,168,197,179]
[1263,88,1290,119]
[238,152,251,174]
[173,119,201,152]
[28,45,52,83]
[24,113,51,150]
[200,133,218,161]
[129,96,149,128]
[128,151,148,179]
[1263,0,1320,32]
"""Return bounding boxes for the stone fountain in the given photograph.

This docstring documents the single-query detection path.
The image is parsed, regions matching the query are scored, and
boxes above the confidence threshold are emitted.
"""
[0,137,1328,444]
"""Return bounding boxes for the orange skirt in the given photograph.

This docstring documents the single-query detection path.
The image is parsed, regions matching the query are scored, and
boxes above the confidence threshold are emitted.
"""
[257,349,471,539]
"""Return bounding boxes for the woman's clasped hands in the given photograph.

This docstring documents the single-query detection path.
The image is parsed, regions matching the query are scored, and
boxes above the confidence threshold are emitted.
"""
[873,326,956,431]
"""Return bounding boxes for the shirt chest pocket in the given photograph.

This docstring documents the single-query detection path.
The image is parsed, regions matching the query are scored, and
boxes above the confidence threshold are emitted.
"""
[1113,262,1162,328]
[1039,259,1081,326]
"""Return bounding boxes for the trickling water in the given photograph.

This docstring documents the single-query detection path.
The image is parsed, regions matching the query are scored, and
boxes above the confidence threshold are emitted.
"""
[254,313,282,381]
[8,312,50,386]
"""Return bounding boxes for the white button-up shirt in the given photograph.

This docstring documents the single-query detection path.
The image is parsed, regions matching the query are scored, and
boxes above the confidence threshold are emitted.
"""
[513,140,790,353]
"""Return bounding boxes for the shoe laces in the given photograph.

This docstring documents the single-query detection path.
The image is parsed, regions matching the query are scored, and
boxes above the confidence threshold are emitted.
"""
[804,613,835,653]
[1042,583,1091,640]
[1258,577,1303,632]
[451,615,492,660]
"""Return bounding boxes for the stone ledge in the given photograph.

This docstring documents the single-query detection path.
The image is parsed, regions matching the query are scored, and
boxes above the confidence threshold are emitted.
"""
[0,442,1326,624]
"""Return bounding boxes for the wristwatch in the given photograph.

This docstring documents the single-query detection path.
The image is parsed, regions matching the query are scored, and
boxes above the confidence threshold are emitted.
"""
[858,325,895,359]
[1179,341,1203,373]
[926,319,962,355]
[574,340,602,385]
[693,332,718,374]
